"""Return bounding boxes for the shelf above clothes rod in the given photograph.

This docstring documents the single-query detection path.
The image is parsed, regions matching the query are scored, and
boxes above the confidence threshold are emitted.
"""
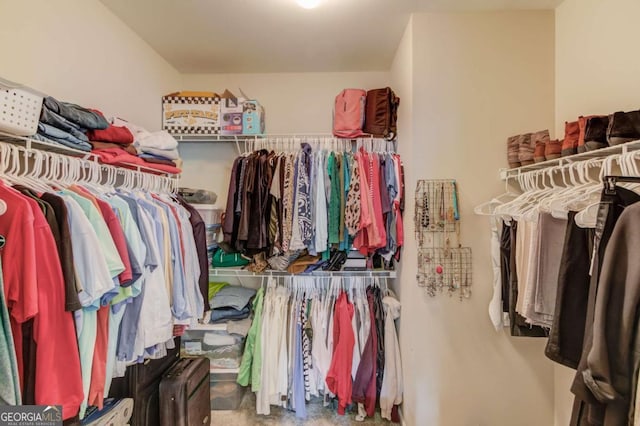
[208,268,397,278]
[0,131,181,178]
[499,139,640,180]
[172,132,399,155]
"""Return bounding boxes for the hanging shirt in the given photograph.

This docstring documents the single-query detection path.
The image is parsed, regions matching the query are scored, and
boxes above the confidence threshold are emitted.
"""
[60,193,117,419]
[0,260,20,405]
[380,293,403,421]
[115,194,160,364]
[176,194,210,313]
[352,288,377,417]
[170,198,204,324]
[345,156,362,236]
[237,286,265,388]
[152,198,188,321]
[105,195,147,300]
[60,194,118,309]
[314,151,328,254]
[0,182,39,386]
[135,200,173,352]
[39,192,82,311]
[327,153,341,245]
[95,195,133,287]
[3,186,84,420]
[326,291,355,415]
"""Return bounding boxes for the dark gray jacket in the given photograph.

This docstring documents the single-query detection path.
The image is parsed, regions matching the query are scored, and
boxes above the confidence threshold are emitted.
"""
[582,201,640,425]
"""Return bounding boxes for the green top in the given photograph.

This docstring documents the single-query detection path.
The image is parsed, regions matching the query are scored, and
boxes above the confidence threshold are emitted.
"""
[328,152,340,245]
[237,286,265,389]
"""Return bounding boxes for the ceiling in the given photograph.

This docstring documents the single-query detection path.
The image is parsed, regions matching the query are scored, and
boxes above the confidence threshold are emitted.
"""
[100,0,562,74]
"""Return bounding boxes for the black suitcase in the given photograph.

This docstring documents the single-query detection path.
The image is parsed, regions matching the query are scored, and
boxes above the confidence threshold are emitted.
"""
[159,357,211,426]
[108,338,180,426]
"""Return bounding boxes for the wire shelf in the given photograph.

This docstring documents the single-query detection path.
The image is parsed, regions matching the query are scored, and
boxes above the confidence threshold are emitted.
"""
[209,268,396,278]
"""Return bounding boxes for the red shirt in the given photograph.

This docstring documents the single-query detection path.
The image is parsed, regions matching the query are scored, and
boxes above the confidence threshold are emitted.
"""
[19,191,83,419]
[0,183,38,388]
[93,195,133,285]
[325,292,355,415]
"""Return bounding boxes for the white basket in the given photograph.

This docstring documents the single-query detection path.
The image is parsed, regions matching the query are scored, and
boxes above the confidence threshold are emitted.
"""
[194,204,223,225]
[0,78,43,136]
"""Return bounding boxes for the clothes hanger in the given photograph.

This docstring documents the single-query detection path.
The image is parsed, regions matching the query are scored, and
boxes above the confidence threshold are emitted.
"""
[496,169,545,221]
[474,177,520,216]
[573,156,621,228]
[22,150,53,193]
[543,160,597,219]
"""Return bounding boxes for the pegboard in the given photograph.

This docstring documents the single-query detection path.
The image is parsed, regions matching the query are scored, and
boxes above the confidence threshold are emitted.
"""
[414,179,472,299]
[417,247,472,300]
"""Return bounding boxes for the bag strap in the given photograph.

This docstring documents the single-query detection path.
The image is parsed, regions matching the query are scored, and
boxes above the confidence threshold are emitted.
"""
[386,88,400,141]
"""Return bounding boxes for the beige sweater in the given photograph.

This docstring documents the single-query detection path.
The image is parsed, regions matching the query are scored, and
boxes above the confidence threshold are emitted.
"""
[380,292,403,420]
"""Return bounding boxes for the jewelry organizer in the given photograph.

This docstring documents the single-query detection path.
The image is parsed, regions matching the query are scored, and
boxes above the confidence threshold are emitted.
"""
[414,179,472,299]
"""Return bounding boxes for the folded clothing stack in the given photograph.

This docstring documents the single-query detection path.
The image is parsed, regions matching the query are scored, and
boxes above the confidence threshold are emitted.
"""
[86,111,134,145]
[89,118,182,174]
[135,129,180,161]
[209,283,256,324]
[91,147,181,174]
[34,96,109,152]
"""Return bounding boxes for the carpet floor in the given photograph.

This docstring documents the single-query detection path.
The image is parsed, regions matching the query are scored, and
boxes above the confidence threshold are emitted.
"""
[210,391,395,425]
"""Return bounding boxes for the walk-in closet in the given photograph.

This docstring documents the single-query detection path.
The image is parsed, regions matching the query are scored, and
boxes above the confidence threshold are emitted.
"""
[1,0,639,425]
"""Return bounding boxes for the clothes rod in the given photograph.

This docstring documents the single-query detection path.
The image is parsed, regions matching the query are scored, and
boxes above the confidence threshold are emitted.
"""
[0,131,180,178]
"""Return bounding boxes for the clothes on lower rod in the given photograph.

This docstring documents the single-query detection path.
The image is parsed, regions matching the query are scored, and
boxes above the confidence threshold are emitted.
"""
[238,276,403,420]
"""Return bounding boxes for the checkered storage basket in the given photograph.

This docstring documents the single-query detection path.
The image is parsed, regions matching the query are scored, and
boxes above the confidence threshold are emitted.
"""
[0,78,43,136]
[162,92,221,135]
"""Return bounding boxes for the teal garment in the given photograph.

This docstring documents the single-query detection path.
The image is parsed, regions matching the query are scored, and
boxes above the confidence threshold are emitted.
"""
[103,304,127,399]
[0,262,21,405]
[75,308,98,419]
[237,287,264,389]
[340,154,351,251]
[328,153,340,245]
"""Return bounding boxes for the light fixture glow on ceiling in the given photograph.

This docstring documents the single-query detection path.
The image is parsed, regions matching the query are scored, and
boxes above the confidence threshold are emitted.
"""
[296,0,322,9]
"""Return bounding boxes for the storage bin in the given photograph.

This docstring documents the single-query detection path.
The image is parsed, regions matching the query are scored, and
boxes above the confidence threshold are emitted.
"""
[210,371,246,410]
[194,204,223,225]
[180,329,244,369]
[162,91,221,135]
[0,78,43,137]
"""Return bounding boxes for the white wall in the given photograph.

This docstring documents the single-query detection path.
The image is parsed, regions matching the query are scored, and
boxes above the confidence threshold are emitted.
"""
[0,0,181,130]
[553,0,640,423]
[391,17,413,307]
[178,72,389,203]
[399,11,556,426]
[555,0,640,137]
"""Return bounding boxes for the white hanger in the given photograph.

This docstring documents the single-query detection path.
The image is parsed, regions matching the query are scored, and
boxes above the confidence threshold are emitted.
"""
[573,156,619,228]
